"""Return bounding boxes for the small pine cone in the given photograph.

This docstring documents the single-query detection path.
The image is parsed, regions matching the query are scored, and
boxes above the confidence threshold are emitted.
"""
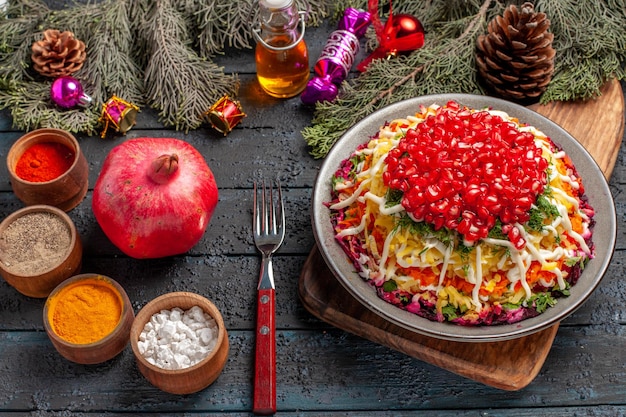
[31,29,86,77]
[476,2,556,102]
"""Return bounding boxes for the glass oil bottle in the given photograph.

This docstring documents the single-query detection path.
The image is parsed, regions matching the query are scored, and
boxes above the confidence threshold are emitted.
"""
[253,0,309,98]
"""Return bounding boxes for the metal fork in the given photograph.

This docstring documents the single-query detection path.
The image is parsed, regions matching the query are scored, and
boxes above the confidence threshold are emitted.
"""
[252,180,285,415]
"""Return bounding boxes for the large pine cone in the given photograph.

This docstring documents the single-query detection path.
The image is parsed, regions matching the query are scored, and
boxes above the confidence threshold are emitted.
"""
[476,2,555,102]
[31,29,86,77]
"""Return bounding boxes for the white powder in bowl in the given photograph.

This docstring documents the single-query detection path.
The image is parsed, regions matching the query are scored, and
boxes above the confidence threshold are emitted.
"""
[137,305,218,370]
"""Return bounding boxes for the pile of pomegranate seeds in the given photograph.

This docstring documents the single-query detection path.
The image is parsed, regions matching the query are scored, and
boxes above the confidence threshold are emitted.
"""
[382,101,549,247]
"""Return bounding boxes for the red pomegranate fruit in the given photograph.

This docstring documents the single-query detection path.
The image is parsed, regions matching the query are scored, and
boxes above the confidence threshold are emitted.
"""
[92,137,218,259]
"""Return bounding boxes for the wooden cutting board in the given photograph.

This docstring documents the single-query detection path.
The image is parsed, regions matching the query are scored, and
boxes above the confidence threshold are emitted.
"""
[298,79,624,391]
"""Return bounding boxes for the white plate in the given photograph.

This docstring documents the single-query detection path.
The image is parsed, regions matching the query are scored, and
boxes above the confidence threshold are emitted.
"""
[312,94,616,342]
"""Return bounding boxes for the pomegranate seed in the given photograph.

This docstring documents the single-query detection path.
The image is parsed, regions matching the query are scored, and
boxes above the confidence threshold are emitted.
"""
[431,215,446,230]
[507,226,526,249]
[477,206,491,221]
[431,198,450,214]
[448,202,461,218]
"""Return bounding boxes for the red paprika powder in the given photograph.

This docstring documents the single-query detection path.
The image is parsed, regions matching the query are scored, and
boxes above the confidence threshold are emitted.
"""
[15,142,75,182]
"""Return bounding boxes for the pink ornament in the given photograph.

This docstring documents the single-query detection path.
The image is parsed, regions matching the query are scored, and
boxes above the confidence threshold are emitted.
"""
[300,8,371,105]
[98,95,140,138]
[50,76,92,108]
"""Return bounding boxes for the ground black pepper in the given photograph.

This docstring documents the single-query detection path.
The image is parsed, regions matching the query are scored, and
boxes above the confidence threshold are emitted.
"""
[0,212,71,275]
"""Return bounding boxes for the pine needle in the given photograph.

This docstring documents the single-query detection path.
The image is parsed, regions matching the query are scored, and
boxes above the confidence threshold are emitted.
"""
[194,0,257,56]
[141,0,238,131]
[51,0,145,106]
[537,0,626,102]
[0,0,51,83]
[3,80,99,133]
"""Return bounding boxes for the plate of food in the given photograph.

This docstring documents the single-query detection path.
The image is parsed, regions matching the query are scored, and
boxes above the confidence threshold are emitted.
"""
[312,94,616,342]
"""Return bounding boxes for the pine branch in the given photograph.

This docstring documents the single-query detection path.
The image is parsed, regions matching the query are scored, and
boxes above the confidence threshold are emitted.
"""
[193,0,256,56]
[141,0,239,131]
[50,0,145,106]
[0,0,51,82]
[537,0,626,102]
[3,80,99,133]
[0,1,103,134]
[303,0,493,158]
[126,0,153,70]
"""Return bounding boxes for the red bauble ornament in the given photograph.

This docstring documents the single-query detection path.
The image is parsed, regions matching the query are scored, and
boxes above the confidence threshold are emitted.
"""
[357,1,425,72]
[384,14,424,57]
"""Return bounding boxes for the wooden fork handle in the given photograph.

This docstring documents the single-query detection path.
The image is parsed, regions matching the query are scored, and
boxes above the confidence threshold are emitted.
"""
[253,288,276,415]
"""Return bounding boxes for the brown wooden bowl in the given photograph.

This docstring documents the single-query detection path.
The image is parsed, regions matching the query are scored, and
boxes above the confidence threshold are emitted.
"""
[0,205,82,298]
[43,274,135,364]
[130,292,229,394]
[7,128,89,211]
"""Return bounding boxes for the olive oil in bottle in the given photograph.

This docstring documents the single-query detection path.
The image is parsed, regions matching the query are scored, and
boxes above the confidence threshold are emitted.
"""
[253,0,309,98]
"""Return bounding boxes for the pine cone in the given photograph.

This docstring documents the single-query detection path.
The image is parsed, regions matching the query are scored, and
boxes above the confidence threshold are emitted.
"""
[31,29,86,77]
[476,2,555,102]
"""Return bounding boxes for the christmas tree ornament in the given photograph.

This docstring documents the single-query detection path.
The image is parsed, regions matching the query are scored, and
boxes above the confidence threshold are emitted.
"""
[356,0,424,72]
[300,8,371,105]
[50,76,92,108]
[476,2,556,102]
[203,95,246,135]
[31,29,86,78]
[98,95,140,138]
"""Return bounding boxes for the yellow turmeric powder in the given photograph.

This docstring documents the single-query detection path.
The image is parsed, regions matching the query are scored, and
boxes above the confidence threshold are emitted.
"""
[47,277,122,344]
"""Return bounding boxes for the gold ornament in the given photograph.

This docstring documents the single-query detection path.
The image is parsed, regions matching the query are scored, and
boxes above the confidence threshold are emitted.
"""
[98,95,140,138]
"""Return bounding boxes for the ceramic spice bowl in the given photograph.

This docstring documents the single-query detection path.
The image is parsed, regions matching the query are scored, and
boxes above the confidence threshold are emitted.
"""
[6,128,89,211]
[130,291,229,394]
[0,205,82,298]
[43,273,135,364]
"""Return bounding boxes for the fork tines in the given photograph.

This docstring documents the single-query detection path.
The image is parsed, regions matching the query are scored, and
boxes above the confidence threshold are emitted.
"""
[253,179,285,246]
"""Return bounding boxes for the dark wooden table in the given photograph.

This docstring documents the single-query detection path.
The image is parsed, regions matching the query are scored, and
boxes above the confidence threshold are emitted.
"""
[1,15,625,417]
